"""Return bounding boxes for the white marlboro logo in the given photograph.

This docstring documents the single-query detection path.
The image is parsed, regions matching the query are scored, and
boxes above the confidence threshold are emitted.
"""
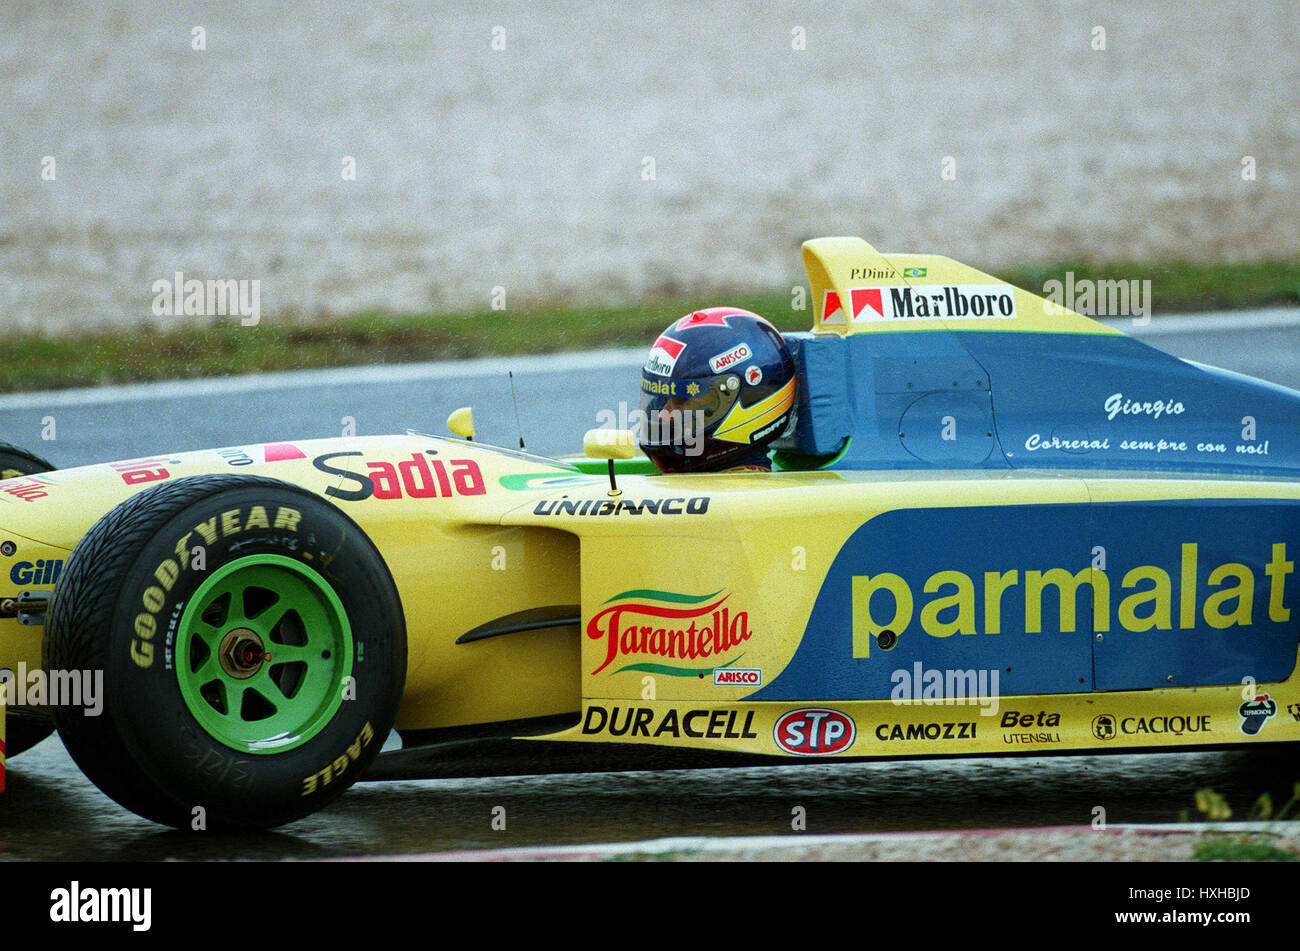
[709,343,752,373]
[645,333,686,376]
[821,289,846,325]
[866,284,1018,321]
[850,287,886,321]
[825,287,890,322]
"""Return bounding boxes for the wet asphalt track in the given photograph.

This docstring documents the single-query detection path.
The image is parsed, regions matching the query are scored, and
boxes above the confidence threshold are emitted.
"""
[2,310,1300,859]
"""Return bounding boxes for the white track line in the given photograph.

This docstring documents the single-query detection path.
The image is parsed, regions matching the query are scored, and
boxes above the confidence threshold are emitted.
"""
[0,347,647,410]
[369,821,1300,861]
[1100,306,1300,336]
[0,308,1295,411]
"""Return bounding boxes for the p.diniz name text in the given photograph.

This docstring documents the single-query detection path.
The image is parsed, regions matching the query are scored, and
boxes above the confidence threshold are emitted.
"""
[852,542,1292,652]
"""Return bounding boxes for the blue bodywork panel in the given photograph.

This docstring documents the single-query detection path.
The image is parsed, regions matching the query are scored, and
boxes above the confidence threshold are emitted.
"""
[754,500,1300,701]
[783,330,1300,476]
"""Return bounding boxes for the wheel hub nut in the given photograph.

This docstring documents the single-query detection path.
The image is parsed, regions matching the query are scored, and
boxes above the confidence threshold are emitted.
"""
[219,628,267,679]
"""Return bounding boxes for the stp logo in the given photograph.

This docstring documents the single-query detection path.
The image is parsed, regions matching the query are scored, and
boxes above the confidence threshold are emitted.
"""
[773,708,856,755]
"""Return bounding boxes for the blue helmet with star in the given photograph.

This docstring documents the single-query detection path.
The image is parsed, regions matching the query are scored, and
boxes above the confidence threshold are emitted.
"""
[638,307,797,472]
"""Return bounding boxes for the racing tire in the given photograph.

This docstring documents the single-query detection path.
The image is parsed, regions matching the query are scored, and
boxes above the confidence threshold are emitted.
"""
[1,440,57,756]
[43,474,406,830]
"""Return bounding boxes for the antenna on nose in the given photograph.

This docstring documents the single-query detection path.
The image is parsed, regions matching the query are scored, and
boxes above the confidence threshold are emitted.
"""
[508,371,525,450]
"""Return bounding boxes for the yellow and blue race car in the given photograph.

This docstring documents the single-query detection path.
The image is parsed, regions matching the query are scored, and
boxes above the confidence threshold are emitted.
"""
[1,236,1297,828]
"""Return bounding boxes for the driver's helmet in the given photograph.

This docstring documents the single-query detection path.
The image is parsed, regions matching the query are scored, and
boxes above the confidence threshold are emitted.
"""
[639,307,797,473]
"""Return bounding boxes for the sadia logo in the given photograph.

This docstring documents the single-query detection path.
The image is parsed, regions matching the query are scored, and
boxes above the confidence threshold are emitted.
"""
[1092,714,1117,741]
[586,589,753,675]
[313,452,485,501]
[774,708,856,755]
[1240,692,1278,735]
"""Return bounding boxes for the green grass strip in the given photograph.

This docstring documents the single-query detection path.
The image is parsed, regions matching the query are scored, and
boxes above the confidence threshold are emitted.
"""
[3,259,1296,393]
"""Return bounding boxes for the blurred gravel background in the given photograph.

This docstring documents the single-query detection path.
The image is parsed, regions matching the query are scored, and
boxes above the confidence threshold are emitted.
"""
[1,1,1297,333]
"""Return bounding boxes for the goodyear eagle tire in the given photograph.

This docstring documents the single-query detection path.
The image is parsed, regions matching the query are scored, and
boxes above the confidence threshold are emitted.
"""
[1,440,57,756]
[44,474,405,830]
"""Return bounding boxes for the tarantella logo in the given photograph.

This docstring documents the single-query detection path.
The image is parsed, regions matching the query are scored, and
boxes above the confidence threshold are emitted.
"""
[773,708,856,755]
[586,588,754,676]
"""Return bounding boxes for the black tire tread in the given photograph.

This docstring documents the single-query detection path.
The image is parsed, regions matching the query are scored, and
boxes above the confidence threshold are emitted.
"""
[45,474,337,826]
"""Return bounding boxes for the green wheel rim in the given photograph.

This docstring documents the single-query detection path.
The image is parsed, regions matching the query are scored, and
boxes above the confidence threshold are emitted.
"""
[174,554,353,755]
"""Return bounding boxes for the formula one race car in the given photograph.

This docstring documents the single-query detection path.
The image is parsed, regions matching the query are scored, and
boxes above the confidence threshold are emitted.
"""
[3,236,1300,829]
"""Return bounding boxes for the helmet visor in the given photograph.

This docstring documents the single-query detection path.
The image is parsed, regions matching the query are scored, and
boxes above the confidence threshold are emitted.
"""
[639,373,740,450]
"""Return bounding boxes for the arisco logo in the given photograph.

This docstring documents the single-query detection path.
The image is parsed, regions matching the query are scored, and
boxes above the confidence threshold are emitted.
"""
[1092,714,1117,740]
[708,343,752,373]
[713,667,761,686]
[774,708,856,755]
[1240,692,1278,735]
[586,588,754,676]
